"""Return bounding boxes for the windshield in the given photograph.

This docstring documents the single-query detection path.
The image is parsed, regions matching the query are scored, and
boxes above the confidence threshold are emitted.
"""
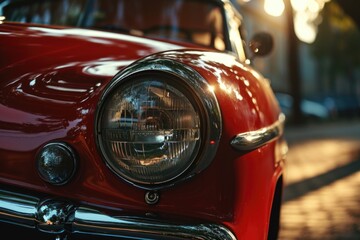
[2,0,226,51]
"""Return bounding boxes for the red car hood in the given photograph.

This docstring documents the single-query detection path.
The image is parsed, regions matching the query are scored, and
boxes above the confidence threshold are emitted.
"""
[0,22,187,74]
[0,22,189,149]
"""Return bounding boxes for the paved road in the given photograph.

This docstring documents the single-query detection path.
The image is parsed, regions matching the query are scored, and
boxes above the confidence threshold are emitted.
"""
[278,120,360,240]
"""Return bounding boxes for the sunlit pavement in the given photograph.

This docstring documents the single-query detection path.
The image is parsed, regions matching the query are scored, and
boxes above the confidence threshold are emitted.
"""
[278,120,360,240]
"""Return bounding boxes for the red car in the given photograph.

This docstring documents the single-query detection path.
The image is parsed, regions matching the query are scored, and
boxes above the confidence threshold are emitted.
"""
[0,0,287,239]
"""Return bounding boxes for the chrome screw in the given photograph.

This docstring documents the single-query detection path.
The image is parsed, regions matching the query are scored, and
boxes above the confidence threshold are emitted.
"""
[145,191,160,205]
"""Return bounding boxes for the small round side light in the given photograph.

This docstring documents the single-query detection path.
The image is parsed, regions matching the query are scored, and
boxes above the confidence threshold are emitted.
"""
[36,142,77,185]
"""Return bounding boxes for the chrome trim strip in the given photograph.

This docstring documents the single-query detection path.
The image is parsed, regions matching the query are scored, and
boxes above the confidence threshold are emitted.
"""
[231,114,285,151]
[0,189,236,240]
[0,190,38,228]
[73,207,236,240]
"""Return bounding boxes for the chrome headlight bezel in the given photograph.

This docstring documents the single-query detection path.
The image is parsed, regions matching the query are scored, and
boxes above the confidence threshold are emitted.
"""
[95,58,222,190]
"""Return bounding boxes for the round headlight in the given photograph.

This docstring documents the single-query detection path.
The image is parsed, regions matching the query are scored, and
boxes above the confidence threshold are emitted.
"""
[36,142,77,185]
[97,73,202,186]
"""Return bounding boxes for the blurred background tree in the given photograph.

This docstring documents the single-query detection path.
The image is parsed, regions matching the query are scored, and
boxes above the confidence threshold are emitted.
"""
[312,1,360,96]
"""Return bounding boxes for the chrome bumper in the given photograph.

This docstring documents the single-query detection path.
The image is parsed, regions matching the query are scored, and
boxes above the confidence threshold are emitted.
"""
[0,189,236,240]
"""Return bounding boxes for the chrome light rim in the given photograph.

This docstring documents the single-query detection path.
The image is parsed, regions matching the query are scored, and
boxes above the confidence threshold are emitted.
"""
[95,57,222,190]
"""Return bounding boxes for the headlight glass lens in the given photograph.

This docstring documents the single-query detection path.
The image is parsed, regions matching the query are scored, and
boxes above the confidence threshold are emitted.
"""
[98,75,201,185]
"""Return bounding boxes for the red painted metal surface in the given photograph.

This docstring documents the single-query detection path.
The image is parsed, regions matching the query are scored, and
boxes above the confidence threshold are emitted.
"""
[0,22,284,239]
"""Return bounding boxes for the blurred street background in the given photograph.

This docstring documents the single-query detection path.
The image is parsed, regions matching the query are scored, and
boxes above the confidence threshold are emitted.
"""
[236,0,360,126]
[235,1,360,238]
[279,119,360,240]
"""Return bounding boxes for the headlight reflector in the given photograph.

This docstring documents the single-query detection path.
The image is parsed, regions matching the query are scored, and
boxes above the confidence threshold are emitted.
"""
[97,74,201,186]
